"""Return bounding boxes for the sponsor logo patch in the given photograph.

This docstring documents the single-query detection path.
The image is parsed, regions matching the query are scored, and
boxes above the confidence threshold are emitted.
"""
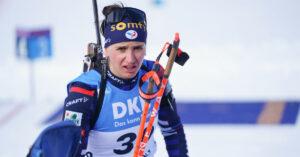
[64,110,83,126]
[110,22,146,32]
[125,30,138,40]
[104,38,111,44]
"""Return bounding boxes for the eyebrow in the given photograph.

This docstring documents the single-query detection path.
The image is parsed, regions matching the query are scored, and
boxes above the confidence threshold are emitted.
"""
[116,44,145,49]
[116,45,128,49]
[133,45,145,49]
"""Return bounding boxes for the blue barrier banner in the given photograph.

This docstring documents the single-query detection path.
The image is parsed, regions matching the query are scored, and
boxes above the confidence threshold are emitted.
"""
[177,101,299,124]
[16,28,52,60]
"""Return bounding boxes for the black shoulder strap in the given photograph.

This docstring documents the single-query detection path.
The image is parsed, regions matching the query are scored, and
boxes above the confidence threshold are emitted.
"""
[141,63,150,72]
[91,58,108,128]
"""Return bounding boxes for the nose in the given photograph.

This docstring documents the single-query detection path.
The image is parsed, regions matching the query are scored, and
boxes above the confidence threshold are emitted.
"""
[125,49,136,64]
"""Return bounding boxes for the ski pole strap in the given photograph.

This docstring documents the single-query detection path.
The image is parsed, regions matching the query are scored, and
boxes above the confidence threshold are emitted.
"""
[138,70,161,100]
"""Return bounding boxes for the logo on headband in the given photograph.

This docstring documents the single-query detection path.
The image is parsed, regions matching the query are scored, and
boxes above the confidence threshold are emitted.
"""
[125,30,138,40]
[111,22,146,32]
[104,38,111,44]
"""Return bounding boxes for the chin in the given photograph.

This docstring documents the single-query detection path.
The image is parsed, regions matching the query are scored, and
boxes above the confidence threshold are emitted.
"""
[123,72,138,79]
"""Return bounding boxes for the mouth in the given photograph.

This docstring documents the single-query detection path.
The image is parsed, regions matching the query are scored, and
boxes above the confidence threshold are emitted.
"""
[123,65,138,74]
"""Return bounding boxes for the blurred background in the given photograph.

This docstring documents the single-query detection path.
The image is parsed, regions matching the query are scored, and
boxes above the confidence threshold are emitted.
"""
[0,0,300,156]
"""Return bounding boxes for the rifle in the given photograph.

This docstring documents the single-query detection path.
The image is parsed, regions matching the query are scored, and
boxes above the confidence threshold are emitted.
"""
[83,0,108,128]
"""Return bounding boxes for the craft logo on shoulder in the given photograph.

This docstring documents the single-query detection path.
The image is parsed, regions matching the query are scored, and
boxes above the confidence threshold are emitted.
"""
[64,110,83,126]
[110,22,146,31]
[125,30,138,40]
[66,97,89,107]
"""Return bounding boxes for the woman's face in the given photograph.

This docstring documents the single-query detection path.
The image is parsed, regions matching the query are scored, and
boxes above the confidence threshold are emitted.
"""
[104,41,146,79]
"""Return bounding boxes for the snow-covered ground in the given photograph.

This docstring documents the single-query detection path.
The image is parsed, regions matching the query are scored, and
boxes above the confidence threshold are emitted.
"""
[1,0,300,156]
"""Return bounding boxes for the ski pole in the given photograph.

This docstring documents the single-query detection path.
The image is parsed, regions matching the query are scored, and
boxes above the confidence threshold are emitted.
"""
[134,33,180,157]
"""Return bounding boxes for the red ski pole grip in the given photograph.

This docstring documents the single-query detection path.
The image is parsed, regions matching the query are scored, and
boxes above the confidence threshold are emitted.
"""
[174,32,180,42]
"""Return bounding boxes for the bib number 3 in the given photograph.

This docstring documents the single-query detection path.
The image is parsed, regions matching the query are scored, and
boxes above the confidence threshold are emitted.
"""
[113,127,154,155]
[113,133,136,154]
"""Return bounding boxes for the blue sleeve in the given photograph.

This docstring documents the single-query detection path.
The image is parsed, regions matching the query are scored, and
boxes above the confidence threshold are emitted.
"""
[158,91,189,157]
[63,71,100,156]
